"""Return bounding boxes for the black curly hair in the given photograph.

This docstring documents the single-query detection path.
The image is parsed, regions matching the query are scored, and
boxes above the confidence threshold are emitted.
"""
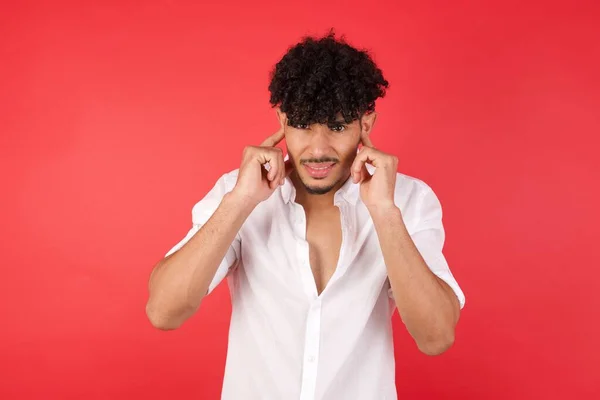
[268,29,389,128]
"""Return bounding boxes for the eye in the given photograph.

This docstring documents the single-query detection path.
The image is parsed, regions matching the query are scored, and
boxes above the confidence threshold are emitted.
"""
[293,123,310,130]
[329,125,346,132]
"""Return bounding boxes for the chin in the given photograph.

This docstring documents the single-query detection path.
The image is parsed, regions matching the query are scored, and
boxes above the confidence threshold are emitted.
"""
[301,175,339,195]
[304,184,335,195]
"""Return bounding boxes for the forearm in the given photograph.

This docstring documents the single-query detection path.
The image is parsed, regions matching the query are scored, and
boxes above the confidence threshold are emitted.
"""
[146,191,254,329]
[370,206,459,355]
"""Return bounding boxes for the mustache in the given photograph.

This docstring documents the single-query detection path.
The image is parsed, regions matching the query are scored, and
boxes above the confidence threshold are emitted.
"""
[300,157,339,164]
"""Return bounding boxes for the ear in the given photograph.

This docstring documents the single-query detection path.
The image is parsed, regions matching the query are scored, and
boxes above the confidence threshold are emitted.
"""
[275,107,287,129]
[360,111,377,135]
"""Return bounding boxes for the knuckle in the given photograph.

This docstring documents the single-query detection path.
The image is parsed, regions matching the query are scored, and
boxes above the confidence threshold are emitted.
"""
[269,148,281,158]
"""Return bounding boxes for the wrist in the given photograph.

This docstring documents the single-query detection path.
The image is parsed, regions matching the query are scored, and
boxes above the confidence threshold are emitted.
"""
[368,203,403,223]
[223,190,259,215]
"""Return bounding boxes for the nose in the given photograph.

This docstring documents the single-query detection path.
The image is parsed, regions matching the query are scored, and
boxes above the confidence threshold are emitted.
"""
[308,127,332,158]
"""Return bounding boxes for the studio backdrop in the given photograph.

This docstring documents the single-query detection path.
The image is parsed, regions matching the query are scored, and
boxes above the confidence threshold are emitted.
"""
[1,1,598,399]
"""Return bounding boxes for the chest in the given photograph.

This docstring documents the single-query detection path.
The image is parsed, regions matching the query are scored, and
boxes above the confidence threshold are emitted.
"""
[304,208,343,295]
[240,199,391,300]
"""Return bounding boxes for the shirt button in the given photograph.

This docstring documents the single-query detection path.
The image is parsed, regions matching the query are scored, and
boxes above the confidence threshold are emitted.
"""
[308,356,315,362]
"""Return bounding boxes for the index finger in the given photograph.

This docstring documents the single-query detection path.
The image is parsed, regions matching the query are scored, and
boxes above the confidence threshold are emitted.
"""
[260,126,285,147]
[261,117,287,147]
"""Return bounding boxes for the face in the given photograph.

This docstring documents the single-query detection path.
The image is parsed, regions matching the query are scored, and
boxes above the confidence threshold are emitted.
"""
[278,111,376,195]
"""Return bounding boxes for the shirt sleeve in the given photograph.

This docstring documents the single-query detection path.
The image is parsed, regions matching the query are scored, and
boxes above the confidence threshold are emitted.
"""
[164,171,241,295]
[388,182,466,309]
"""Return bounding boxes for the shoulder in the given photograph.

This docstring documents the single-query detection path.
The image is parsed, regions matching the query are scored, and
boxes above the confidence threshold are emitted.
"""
[393,171,443,228]
[190,168,240,223]
[221,168,240,190]
[394,171,437,199]
[206,168,240,192]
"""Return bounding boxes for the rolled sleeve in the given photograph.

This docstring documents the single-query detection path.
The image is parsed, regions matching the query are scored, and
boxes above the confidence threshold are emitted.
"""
[404,182,466,309]
[164,171,241,295]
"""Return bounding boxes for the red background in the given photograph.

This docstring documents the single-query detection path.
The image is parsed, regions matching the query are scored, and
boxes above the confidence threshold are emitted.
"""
[1,1,599,399]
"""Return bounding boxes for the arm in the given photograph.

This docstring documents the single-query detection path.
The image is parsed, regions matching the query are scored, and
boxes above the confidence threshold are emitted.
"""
[146,124,292,331]
[351,132,464,356]
[146,191,253,330]
[370,204,461,356]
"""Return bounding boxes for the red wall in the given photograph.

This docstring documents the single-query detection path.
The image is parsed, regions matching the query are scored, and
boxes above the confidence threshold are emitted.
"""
[1,1,599,399]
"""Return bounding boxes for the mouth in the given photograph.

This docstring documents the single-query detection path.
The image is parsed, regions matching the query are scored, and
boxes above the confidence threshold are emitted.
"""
[303,162,336,179]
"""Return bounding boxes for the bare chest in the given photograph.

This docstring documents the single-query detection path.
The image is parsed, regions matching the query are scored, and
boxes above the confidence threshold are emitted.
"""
[305,209,342,295]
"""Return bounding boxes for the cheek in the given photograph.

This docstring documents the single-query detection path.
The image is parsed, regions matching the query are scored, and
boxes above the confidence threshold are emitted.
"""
[333,150,358,174]
[338,136,360,158]
[284,132,304,150]
[284,137,299,160]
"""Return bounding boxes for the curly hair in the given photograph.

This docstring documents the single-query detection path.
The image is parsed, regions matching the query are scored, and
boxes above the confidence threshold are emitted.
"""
[268,29,389,127]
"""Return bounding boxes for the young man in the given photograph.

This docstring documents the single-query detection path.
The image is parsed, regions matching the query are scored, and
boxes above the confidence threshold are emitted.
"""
[146,31,465,400]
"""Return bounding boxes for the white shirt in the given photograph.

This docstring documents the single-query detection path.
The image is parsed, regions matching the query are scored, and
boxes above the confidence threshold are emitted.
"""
[165,167,465,400]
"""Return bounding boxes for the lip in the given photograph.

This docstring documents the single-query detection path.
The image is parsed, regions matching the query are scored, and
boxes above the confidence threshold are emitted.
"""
[303,163,336,179]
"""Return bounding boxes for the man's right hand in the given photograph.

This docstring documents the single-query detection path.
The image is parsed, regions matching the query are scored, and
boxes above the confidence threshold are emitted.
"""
[231,125,293,207]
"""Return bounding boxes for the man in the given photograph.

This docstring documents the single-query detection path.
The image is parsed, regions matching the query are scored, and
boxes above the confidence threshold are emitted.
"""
[146,31,465,400]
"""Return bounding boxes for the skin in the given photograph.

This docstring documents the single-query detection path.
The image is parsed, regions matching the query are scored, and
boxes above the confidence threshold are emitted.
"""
[280,110,369,204]
[146,107,461,356]
[276,109,461,355]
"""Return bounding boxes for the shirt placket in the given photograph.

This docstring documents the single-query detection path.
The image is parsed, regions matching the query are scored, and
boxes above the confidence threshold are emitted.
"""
[295,198,351,400]
[292,202,318,399]
[299,297,321,400]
